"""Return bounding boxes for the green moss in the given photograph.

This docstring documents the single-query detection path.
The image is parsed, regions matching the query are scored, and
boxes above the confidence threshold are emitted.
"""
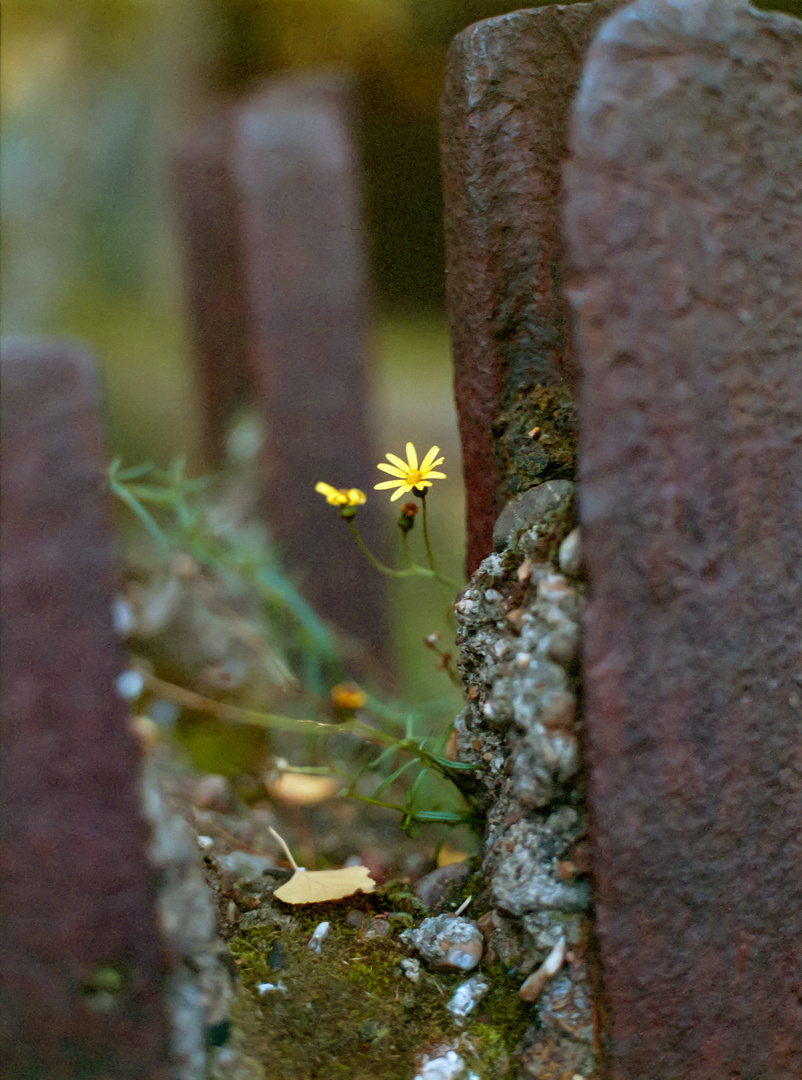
[495,381,577,501]
[224,885,532,1079]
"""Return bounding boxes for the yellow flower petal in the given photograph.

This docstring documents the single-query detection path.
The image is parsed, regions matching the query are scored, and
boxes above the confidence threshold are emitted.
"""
[377,462,407,477]
[375,441,447,501]
[384,453,411,472]
[420,445,440,472]
[347,489,367,505]
[315,481,339,499]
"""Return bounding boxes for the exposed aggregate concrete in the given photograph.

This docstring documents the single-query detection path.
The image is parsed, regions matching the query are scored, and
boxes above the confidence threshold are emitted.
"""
[452,479,597,1076]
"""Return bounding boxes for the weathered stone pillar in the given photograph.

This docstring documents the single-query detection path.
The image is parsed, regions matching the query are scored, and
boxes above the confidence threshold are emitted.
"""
[0,339,172,1079]
[565,1,802,1076]
[440,1,625,575]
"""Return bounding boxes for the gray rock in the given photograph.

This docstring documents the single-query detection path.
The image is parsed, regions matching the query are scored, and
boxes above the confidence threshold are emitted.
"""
[413,861,471,910]
[493,480,575,553]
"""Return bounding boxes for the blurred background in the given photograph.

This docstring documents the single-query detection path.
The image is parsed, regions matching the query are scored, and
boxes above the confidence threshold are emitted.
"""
[3,0,799,710]
[2,0,521,706]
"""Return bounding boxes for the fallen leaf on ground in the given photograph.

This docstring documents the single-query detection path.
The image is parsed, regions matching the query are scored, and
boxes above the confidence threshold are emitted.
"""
[267,773,340,806]
[437,843,469,867]
[274,865,376,904]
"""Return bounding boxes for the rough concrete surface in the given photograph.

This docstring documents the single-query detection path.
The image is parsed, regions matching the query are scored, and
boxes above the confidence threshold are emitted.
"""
[453,483,599,1077]
[564,1,802,1076]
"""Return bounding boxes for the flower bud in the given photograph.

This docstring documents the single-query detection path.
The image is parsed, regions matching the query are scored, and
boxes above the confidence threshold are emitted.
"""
[397,501,419,533]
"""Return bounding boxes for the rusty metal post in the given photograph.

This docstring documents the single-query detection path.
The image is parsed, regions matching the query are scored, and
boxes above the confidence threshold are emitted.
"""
[440,1,626,575]
[0,338,172,1080]
[565,1,802,1076]
[173,107,254,466]
[174,72,389,666]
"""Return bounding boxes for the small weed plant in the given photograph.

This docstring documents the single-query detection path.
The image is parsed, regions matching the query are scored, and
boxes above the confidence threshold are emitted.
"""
[108,441,477,834]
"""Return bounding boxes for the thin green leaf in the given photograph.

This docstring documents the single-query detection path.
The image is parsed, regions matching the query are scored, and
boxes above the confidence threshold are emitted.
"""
[372,757,419,799]
[411,810,474,823]
[406,765,429,806]
[114,462,155,482]
[111,482,170,550]
[425,753,482,772]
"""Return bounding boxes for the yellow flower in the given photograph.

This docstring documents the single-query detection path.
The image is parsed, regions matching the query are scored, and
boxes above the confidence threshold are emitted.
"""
[315,482,367,508]
[374,442,446,501]
[330,682,367,711]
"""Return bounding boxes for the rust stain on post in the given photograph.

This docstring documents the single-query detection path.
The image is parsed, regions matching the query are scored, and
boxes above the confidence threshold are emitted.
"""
[440,1,625,576]
[0,339,172,1078]
[565,1,802,1076]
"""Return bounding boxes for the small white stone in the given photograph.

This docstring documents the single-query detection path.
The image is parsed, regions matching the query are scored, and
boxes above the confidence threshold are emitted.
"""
[545,628,579,665]
[256,981,286,995]
[518,937,566,1002]
[540,690,577,730]
[537,573,573,603]
[484,589,502,603]
[401,958,421,983]
[308,921,330,952]
[414,1049,465,1080]
[112,596,136,636]
[543,732,580,780]
[447,975,489,1022]
[196,835,214,851]
[116,669,144,701]
[558,527,582,577]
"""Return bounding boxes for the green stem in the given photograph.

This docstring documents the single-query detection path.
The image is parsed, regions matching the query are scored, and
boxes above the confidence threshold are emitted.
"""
[348,518,459,589]
[348,519,416,578]
[401,530,414,568]
[420,493,436,573]
[142,673,334,736]
[430,569,461,590]
[348,791,474,826]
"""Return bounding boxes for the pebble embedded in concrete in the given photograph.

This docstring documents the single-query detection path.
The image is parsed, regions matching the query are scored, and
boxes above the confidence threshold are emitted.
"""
[451,466,595,1075]
[447,976,490,1022]
[400,915,484,971]
[558,527,582,577]
[518,937,566,1002]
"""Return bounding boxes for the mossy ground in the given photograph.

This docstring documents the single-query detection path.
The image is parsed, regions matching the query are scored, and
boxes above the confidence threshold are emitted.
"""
[222,878,531,1079]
